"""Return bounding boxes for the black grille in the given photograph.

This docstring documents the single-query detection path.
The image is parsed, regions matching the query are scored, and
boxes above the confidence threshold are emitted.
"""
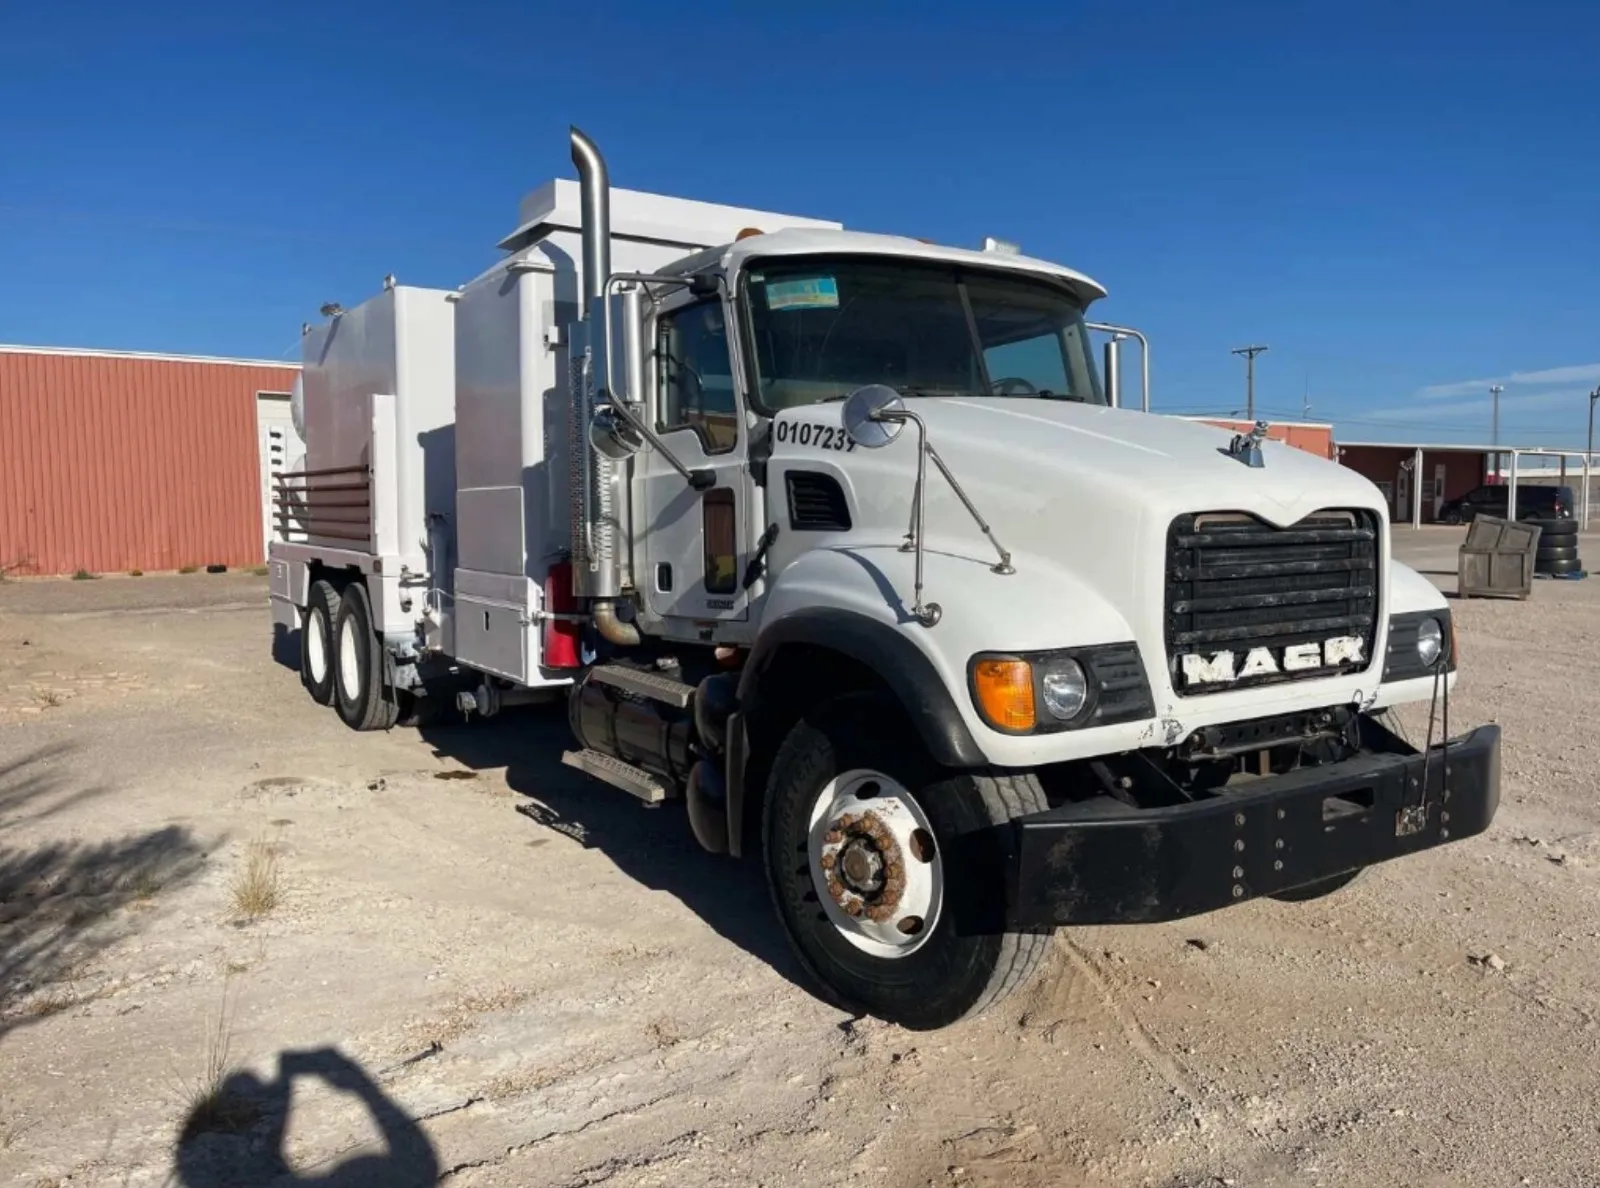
[1165,510,1379,695]
[786,471,851,531]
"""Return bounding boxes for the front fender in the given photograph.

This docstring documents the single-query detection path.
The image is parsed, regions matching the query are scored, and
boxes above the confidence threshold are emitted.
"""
[751,543,1140,766]
[1370,559,1456,710]
[1387,559,1450,615]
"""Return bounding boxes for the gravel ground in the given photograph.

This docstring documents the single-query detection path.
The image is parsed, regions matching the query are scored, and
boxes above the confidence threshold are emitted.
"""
[1,558,1597,1188]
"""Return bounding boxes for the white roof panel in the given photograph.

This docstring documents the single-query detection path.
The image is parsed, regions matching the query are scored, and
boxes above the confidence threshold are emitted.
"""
[499,179,841,253]
[715,228,1108,304]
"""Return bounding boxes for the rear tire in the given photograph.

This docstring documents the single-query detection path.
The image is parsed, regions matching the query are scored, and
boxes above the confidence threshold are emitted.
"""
[1442,509,1462,526]
[333,581,400,731]
[1271,869,1362,902]
[763,693,1051,1030]
[300,580,340,706]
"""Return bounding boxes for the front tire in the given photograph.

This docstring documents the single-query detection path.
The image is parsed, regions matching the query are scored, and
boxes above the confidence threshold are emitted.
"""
[333,581,400,731]
[300,580,340,706]
[1271,869,1361,902]
[763,693,1051,1030]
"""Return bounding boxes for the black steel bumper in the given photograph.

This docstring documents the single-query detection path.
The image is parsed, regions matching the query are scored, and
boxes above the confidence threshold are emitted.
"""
[1012,725,1501,926]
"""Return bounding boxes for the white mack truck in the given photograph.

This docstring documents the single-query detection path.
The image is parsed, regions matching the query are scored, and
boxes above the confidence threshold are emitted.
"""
[269,128,1500,1030]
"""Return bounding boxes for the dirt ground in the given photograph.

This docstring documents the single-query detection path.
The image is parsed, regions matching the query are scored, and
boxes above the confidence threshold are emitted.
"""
[1,554,1598,1188]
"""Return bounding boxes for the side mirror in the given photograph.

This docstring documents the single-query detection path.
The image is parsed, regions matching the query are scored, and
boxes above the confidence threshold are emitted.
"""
[841,384,907,449]
[688,273,720,298]
[588,406,644,461]
[1102,339,1121,408]
[604,288,647,405]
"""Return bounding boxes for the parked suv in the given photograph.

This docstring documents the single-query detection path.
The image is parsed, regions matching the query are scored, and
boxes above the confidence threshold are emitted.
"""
[1438,484,1574,524]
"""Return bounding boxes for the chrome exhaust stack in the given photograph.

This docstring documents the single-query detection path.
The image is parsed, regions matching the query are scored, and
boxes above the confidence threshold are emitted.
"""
[567,126,637,644]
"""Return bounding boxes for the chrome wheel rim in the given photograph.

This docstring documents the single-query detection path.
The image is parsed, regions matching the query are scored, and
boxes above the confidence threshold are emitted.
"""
[307,611,329,684]
[806,768,943,959]
[338,615,361,700]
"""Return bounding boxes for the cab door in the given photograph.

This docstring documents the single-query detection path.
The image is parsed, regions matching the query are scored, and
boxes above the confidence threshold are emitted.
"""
[636,293,750,629]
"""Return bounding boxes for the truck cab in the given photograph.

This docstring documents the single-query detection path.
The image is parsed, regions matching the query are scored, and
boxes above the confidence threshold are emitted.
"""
[271,127,1500,1031]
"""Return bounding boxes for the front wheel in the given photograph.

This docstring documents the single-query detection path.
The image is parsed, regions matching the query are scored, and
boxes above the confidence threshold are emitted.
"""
[1270,869,1362,902]
[763,693,1051,1030]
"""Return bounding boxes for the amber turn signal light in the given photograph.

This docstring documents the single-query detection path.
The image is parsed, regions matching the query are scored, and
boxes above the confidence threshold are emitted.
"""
[972,657,1035,732]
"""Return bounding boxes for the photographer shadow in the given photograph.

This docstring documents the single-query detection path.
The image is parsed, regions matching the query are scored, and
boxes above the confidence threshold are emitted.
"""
[174,1047,437,1188]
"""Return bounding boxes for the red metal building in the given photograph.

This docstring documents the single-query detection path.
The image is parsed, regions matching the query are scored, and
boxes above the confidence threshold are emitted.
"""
[0,346,299,576]
[1197,417,1336,460]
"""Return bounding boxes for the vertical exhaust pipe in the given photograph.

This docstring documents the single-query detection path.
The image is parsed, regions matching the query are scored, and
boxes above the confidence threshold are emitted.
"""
[567,126,638,645]
[570,126,611,317]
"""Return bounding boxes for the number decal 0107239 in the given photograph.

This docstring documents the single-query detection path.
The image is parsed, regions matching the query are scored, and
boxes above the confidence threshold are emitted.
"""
[775,419,856,452]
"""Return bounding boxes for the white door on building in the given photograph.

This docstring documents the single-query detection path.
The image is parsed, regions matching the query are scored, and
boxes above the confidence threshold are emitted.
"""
[255,392,295,559]
[1396,464,1410,523]
[1433,463,1447,520]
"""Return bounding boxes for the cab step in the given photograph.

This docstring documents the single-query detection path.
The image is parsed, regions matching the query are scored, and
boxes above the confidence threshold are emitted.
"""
[587,664,695,707]
[561,748,674,804]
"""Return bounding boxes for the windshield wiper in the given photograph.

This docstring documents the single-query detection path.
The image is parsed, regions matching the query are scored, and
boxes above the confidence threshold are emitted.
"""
[814,385,983,403]
[895,386,985,399]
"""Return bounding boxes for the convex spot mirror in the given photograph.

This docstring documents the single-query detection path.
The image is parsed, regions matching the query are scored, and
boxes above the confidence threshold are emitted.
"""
[842,384,906,449]
[589,406,644,461]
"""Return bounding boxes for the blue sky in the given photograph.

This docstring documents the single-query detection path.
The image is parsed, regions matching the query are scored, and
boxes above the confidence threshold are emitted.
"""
[2,0,1598,447]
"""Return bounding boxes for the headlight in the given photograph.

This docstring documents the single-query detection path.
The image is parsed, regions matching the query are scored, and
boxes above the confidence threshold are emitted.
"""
[1382,610,1455,682]
[1416,618,1443,667]
[1039,660,1088,719]
[968,646,1154,734]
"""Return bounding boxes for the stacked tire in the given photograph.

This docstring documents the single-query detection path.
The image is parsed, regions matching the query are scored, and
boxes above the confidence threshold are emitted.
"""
[1533,518,1583,577]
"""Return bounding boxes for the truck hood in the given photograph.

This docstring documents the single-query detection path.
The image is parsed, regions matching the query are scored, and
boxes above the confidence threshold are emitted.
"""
[767,397,1390,654]
[915,399,1369,518]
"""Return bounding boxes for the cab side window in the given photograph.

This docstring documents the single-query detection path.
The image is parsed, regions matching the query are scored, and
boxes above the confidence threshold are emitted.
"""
[657,299,738,453]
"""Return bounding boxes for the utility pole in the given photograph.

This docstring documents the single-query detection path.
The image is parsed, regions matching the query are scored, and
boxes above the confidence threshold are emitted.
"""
[1490,384,1504,481]
[1586,385,1599,529]
[1232,345,1269,421]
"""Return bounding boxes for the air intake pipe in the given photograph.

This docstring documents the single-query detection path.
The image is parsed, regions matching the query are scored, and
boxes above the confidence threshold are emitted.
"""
[569,126,638,645]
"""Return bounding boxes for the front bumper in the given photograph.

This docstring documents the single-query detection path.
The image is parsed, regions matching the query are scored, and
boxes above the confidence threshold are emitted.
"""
[1012,724,1500,926]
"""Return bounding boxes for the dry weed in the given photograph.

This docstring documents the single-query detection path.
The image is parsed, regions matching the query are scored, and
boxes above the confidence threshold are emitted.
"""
[177,981,258,1144]
[27,988,77,1018]
[230,835,282,921]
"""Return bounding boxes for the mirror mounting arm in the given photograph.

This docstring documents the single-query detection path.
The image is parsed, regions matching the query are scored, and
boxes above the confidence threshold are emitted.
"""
[840,384,1014,630]
[874,407,1014,629]
[593,393,713,490]
[924,441,1014,575]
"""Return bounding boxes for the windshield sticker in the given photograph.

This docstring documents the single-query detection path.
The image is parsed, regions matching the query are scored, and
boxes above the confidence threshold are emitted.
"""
[765,276,839,311]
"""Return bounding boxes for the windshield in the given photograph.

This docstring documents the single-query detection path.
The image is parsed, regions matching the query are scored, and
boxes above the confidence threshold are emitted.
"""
[743,256,1104,412]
